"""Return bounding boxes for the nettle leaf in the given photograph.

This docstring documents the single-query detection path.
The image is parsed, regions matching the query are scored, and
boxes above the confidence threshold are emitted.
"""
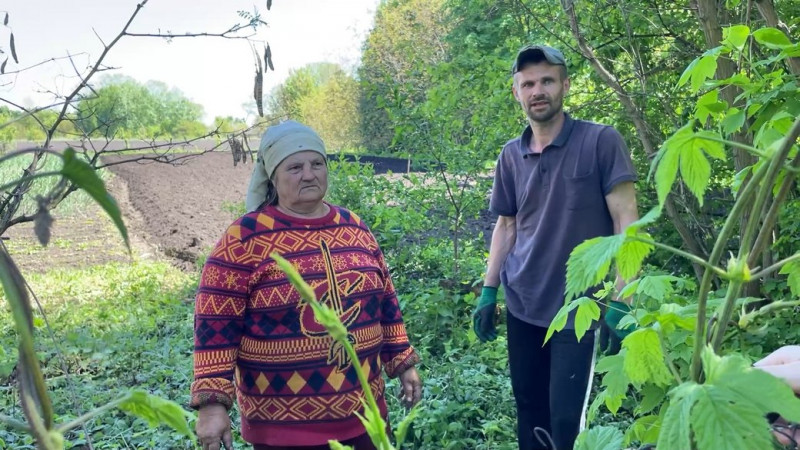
[658,383,701,450]
[703,347,800,423]
[636,383,667,416]
[617,234,653,281]
[564,234,624,301]
[61,148,129,249]
[691,386,773,450]
[654,130,682,205]
[679,144,712,206]
[596,352,629,400]
[622,328,673,386]
[694,89,726,123]
[722,24,750,51]
[119,390,195,441]
[574,297,600,341]
[753,27,792,49]
[678,55,718,92]
[545,299,579,343]
[636,275,681,301]
[625,414,661,447]
[574,425,624,450]
[654,304,695,333]
[721,107,745,135]
[779,260,800,297]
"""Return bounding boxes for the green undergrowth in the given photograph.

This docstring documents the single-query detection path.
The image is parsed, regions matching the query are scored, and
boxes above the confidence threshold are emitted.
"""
[0,261,200,449]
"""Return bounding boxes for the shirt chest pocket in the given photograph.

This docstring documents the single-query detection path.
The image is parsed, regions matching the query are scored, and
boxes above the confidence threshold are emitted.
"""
[564,173,601,210]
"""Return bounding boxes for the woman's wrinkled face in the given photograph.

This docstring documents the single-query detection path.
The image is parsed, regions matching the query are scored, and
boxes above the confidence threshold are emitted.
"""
[273,150,328,211]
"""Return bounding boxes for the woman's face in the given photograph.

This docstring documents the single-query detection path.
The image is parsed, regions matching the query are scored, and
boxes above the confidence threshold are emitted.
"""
[273,150,328,212]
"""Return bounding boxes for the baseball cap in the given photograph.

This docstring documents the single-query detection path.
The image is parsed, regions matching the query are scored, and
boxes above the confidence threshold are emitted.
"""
[511,45,566,74]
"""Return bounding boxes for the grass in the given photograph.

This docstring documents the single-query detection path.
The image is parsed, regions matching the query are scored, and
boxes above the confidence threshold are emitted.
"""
[0,261,201,449]
[0,151,106,218]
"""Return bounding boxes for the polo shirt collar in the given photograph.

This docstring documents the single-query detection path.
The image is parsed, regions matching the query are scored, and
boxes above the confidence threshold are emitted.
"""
[519,113,575,155]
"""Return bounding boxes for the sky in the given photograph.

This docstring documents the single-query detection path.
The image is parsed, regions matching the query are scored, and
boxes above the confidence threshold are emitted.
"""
[0,0,380,124]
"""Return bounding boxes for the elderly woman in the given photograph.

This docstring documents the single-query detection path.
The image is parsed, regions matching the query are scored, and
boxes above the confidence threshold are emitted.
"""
[190,121,422,450]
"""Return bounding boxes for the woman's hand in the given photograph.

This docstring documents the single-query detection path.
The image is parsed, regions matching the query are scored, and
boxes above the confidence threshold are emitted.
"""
[754,345,800,393]
[196,403,233,450]
[398,367,422,409]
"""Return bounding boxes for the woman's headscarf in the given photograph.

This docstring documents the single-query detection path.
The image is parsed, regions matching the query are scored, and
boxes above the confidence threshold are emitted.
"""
[245,120,327,212]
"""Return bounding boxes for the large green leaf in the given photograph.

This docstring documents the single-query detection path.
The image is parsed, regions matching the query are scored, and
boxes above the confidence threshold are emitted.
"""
[703,348,800,423]
[544,299,579,343]
[622,328,673,386]
[119,390,195,441]
[564,235,624,301]
[654,134,681,206]
[677,55,718,92]
[753,27,792,49]
[679,144,712,206]
[636,383,667,416]
[596,352,629,401]
[60,148,129,250]
[779,260,800,297]
[722,24,750,51]
[574,425,624,450]
[721,107,745,135]
[691,386,773,450]
[617,235,653,281]
[573,296,600,341]
[624,414,661,446]
[658,383,701,450]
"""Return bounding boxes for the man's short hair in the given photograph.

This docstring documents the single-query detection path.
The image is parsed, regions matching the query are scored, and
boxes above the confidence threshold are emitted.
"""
[511,45,568,79]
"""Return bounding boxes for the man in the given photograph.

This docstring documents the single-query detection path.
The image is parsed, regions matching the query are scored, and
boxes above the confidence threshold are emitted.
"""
[473,45,639,449]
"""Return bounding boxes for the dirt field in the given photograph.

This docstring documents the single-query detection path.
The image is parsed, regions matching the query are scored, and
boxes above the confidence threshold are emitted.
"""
[3,151,433,273]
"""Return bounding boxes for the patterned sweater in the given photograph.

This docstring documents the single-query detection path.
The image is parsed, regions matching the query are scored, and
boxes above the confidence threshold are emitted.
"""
[190,203,419,446]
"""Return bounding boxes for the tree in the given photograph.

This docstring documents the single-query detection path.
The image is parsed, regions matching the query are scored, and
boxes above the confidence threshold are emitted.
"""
[74,76,206,139]
[267,62,361,151]
[0,2,272,447]
[358,0,450,154]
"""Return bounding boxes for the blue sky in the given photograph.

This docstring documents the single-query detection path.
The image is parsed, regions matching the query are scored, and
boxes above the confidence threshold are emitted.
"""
[1,0,379,123]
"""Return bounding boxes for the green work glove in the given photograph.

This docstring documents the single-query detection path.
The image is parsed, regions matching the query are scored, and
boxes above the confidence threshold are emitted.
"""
[604,300,636,339]
[473,286,498,342]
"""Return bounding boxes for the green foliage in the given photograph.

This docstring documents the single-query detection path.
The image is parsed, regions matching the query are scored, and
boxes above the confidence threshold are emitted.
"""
[60,148,129,249]
[267,63,361,151]
[574,425,624,450]
[75,76,206,139]
[657,348,800,450]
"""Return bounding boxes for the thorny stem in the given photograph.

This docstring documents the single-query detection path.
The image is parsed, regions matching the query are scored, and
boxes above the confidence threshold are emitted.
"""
[711,118,800,353]
[629,236,726,277]
[690,156,769,382]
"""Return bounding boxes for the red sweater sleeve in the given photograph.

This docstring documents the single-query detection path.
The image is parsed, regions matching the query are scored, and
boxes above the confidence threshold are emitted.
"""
[189,231,252,410]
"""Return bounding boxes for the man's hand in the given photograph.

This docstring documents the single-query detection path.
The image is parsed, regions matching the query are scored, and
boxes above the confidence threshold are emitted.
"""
[196,403,233,450]
[604,300,635,339]
[398,367,423,409]
[473,286,498,342]
[754,345,800,392]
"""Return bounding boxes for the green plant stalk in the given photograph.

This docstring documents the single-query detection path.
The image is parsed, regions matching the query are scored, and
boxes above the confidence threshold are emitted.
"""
[658,327,684,385]
[748,131,800,268]
[0,171,63,193]
[711,118,800,352]
[18,366,58,450]
[689,157,769,382]
[702,135,768,159]
[271,252,393,450]
[739,300,800,328]
[629,236,726,277]
[751,252,800,279]
[0,249,55,429]
[56,395,127,433]
[709,280,745,351]
[0,413,31,432]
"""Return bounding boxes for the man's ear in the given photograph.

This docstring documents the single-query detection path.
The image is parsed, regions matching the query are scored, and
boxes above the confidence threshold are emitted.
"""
[563,77,571,94]
[512,84,520,102]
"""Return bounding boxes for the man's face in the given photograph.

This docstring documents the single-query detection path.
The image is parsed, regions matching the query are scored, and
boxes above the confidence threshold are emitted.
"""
[512,62,570,124]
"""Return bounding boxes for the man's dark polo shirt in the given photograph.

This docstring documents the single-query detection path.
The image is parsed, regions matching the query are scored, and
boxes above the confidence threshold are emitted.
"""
[490,114,637,329]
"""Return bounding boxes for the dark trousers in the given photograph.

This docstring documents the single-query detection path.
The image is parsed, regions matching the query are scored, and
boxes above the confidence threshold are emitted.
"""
[507,310,597,450]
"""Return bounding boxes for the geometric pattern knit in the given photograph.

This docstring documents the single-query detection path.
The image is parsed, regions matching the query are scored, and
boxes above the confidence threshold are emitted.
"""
[190,203,420,446]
